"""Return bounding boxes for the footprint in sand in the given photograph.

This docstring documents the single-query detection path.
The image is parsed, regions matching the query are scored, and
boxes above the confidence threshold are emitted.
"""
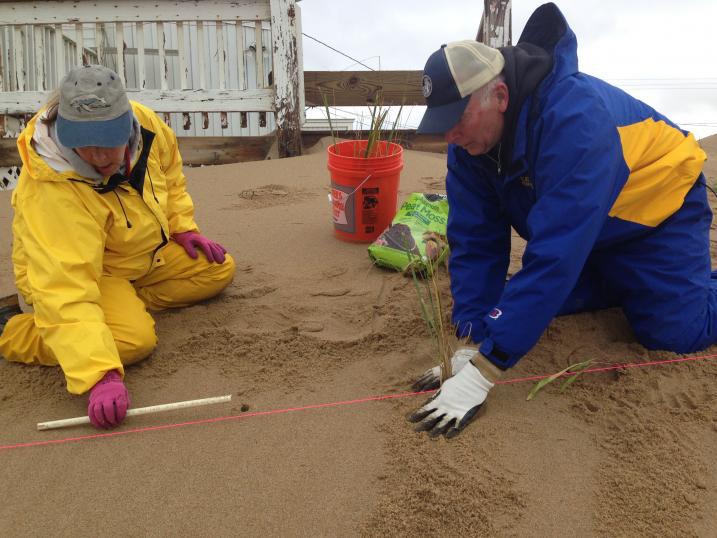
[421,177,446,191]
[227,285,277,299]
[321,266,348,279]
[298,321,324,333]
[223,184,317,210]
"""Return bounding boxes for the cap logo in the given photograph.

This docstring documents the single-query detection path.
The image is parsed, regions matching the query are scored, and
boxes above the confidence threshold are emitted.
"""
[422,75,433,98]
[69,94,110,114]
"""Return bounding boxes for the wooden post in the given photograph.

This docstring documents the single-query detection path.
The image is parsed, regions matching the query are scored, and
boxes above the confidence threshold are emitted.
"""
[236,22,246,90]
[196,20,206,89]
[216,20,226,90]
[53,24,64,84]
[270,0,301,157]
[136,22,146,89]
[34,26,46,90]
[13,25,25,91]
[294,2,305,126]
[95,23,104,65]
[115,22,125,83]
[157,21,168,91]
[197,21,209,129]
[0,26,5,93]
[254,20,264,88]
[177,21,189,90]
[476,0,512,47]
[74,22,84,66]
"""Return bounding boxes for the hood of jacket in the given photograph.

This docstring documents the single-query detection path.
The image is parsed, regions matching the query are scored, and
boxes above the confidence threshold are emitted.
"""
[492,2,576,172]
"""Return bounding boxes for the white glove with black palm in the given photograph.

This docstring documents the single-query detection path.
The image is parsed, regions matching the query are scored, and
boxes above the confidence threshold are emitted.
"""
[408,352,503,438]
[412,347,479,391]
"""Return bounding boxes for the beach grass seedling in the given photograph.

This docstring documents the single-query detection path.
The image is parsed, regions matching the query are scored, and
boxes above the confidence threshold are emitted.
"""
[321,92,337,149]
[526,359,594,401]
[322,90,405,158]
[409,254,454,383]
[363,97,405,158]
[386,103,404,154]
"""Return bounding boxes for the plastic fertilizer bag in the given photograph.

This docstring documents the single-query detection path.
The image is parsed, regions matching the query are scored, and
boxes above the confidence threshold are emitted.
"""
[368,193,449,274]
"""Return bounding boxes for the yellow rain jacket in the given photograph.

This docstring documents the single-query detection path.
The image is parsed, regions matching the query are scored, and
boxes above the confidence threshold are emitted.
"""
[11,102,198,393]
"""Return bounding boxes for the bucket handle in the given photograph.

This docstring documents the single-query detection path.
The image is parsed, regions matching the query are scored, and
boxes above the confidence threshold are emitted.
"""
[345,173,373,197]
[329,173,373,204]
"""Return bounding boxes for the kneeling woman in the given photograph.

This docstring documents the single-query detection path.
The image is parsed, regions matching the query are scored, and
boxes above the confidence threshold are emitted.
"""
[0,65,235,429]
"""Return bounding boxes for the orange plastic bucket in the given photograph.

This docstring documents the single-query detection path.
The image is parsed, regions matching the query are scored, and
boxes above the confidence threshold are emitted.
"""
[328,140,403,242]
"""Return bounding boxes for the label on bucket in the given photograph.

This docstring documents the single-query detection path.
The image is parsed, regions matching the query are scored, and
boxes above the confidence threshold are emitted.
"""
[361,187,379,232]
[331,182,355,233]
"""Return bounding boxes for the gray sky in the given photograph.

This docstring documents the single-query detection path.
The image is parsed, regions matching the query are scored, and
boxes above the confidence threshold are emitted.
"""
[298,0,717,139]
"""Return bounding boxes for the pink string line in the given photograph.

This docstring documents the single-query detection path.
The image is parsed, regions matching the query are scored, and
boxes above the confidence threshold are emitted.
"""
[1,352,715,453]
[495,351,717,385]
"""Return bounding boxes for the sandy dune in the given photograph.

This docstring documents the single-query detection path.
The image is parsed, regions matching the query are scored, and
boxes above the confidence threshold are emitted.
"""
[1,135,715,536]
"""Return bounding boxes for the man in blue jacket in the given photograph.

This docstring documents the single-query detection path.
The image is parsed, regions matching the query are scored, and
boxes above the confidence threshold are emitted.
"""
[408,3,709,438]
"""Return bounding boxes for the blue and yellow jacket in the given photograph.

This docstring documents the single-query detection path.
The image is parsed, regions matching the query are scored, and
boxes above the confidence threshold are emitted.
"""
[447,3,707,369]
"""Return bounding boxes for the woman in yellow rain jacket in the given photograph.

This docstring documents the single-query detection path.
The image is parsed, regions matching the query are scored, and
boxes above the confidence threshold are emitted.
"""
[0,65,236,429]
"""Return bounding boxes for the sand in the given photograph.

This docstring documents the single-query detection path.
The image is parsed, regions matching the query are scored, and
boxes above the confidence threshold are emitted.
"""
[1,135,716,537]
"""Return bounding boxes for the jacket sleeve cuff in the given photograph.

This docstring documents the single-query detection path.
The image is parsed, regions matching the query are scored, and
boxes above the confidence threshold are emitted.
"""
[478,338,515,370]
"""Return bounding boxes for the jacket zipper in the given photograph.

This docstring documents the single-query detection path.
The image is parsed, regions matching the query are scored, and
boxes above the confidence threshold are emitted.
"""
[141,189,168,277]
[118,183,168,277]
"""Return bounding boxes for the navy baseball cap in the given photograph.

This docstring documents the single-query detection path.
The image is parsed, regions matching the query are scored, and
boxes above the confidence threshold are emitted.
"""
[417,41,505,134]
[57,65,132,148]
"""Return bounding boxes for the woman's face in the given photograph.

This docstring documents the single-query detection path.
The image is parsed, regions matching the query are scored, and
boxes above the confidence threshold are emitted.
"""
[74,145,127,176]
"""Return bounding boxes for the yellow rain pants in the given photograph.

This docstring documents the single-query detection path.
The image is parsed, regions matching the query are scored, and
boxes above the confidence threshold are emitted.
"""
[0,241,235,382]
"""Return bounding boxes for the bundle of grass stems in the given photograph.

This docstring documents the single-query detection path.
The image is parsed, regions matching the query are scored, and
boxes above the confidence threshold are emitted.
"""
[322,92,404,158]
[409,254,594,394]
[409,256,454,384]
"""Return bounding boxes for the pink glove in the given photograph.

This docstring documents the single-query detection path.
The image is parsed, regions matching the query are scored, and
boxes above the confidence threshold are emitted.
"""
[172,231,227,263]
[87,370,130,429]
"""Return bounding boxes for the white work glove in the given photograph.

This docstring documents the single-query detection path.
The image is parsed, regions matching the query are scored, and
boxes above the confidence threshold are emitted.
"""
[408,357,498,439]
[412,347,479,391]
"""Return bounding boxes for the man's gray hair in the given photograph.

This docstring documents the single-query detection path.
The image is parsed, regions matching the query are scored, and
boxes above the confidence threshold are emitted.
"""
[474,74,506,107]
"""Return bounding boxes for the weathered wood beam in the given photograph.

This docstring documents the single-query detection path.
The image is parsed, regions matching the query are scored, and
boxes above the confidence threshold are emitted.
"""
[3,71,424,114]
[304,70,423,107]
[3,68,425,116]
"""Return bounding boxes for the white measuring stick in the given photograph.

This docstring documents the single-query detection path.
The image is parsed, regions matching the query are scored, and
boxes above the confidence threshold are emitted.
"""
[37,394,232,431]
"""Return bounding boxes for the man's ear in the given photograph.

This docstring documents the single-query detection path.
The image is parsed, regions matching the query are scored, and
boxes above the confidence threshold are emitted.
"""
[495,82,509,113]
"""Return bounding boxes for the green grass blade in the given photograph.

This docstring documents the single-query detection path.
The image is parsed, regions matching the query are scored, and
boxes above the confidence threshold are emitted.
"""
[321,93,337,150]
[560,360,594,392]
[388,103,404,154]
[409,260,440,352]
[526,359,593,401]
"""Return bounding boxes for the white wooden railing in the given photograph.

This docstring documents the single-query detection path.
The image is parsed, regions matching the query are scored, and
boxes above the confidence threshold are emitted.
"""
[0,0,303,153]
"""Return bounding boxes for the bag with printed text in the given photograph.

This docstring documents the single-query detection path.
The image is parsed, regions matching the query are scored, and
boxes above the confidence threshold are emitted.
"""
[368,193,449,275]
